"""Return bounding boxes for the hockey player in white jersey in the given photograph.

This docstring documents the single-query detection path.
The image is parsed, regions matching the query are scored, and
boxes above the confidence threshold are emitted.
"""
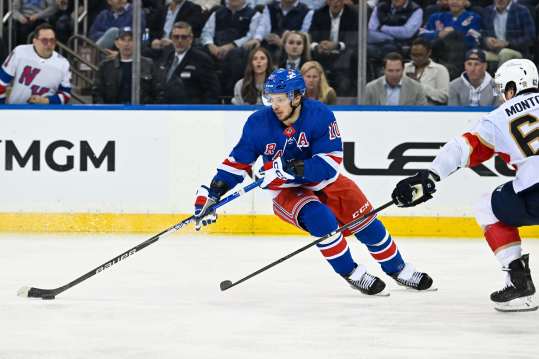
[0,23,71,104]
[392,58,538,312]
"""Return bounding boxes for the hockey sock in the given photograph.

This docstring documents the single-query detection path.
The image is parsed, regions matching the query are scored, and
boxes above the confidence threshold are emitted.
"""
[484,222,522,267]
[354,219,405,274]
[299,201,356,276]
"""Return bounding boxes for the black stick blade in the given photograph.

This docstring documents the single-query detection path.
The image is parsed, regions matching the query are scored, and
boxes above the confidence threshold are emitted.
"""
[17,286,56,300]
[220,280,233,291]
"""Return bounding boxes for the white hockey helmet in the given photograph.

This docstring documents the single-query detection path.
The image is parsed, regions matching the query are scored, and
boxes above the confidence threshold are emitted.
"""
[494,59,539,99]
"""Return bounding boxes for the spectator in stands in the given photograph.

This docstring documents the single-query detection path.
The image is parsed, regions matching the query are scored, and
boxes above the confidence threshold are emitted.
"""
[301,60,337,104]
[250,0,314,62]
[481,0,535,66]
[279,31,311,70]
[154,21,220,104]
[404,37,450,105]
[420,0,481,79]
[309,0,358,96]
[89,0,146,49]
[200,0,261,96]
[365,52,427,105]
[13,0,58,45]
[231,46,273,104]
[367,0,423,60]
[92,27,154,104]
[0,23,71,104]
[49,0,73,44]
[151,0,205,46]
[448,48,500,106]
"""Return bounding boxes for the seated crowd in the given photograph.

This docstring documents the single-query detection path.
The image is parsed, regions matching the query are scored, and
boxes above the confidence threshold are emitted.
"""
[1,0,538,106]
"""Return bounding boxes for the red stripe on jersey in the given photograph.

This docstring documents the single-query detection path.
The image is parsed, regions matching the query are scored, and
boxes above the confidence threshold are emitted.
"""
[327,154,343,164]
[222,158,251,171]
[320,236,348,258]
[463,132,494,167]
[371,241,397,261]
[0,84,6,96]
[60,92,71,104]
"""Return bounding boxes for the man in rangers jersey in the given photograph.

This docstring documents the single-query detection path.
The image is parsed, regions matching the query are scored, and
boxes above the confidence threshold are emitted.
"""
[392,59,539,312]
[194,68,434,295]
[0,23,72,104]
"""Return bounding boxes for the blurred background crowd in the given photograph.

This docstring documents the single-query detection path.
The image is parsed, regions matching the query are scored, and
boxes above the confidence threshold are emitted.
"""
[0,0,537,106]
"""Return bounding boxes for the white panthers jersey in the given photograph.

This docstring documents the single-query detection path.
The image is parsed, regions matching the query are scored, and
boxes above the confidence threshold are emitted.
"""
[476,92,539,192]
[432,91,539,193]
[0,45,72,104]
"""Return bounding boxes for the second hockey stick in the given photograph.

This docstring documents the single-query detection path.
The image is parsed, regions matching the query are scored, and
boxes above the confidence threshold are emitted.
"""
[220,200,394,291]
[18,178,263,300]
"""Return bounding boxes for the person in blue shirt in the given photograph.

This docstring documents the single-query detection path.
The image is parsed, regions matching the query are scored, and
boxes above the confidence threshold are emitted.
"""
[193,68,434,295]
[420,0,481,79]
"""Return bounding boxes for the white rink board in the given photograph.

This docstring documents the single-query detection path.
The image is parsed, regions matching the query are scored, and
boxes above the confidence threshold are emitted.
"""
[0,108,510,216]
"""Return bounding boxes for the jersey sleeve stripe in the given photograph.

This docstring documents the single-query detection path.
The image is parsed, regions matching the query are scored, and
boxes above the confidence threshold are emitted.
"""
[314,152,342,172]
[217,158,252,177]
[463,132,495,167]
[0,67,13,86]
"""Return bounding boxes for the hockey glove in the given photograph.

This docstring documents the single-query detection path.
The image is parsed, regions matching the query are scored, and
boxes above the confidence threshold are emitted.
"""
[259,157,296,189]
[194,185,220,231]
[392,170,440,207]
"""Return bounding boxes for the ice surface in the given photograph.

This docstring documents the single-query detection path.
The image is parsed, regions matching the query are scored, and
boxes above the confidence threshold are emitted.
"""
[1,233,538,359]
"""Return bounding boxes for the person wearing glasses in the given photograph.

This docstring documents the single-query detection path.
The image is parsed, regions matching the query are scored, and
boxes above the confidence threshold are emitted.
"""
[154,21,220,104]
[0,23,71,105]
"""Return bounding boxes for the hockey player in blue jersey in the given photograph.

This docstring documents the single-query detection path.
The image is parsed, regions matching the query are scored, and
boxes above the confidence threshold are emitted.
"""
[194,68,434,295]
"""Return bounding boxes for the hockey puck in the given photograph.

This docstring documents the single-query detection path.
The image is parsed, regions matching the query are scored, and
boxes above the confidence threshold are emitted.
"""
[41,295,55,300]
[220,280,233,291]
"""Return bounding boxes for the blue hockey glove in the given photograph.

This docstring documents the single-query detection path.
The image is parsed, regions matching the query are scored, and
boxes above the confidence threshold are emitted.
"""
[194,185,219,231]
[259,157,296,189]
[392,170,440,207]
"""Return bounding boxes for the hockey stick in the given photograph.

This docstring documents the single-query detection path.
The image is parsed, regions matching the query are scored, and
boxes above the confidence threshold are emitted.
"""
[17,178,263,300]
[220,200,394,291]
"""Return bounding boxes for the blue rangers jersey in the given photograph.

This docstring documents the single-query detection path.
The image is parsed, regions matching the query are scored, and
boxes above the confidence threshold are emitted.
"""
[214,98,343,191]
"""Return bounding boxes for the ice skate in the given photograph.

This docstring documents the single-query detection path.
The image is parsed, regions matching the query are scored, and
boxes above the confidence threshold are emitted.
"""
[344,264,389,296]
[390,263,436,291]
[491,254,538,312]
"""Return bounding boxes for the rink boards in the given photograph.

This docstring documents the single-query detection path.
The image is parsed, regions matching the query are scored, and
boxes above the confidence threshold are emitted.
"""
[0,104,537,237]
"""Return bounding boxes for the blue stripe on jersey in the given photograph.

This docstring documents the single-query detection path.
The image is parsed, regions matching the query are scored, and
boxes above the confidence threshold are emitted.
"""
[0,67,13,85]
[47,95,62,104]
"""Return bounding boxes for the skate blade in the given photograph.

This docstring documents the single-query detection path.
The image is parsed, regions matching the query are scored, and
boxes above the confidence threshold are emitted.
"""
[349,286,390,297]
[394,286,438,293]
[494,295,538,313]
[362,288,391,297]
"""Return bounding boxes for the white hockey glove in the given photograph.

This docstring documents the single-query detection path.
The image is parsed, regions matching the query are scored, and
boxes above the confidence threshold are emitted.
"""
[392,170,440,207]
[193,185,219,231]
[259,157,296,189]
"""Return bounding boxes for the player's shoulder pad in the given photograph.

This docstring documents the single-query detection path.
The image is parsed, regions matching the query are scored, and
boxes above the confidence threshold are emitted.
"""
[304,98,335,125]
